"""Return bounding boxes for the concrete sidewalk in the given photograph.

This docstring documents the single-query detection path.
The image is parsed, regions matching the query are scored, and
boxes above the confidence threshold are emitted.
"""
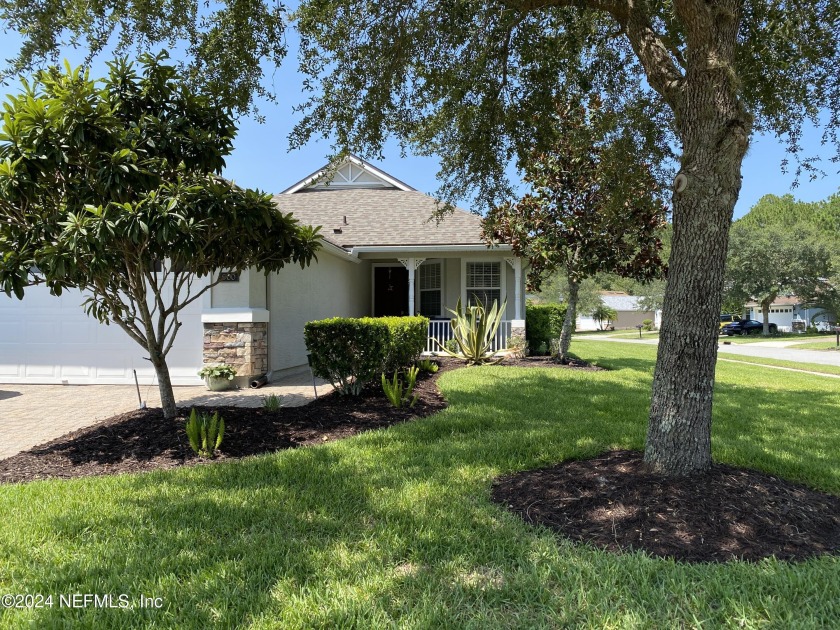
[0,370,332,461]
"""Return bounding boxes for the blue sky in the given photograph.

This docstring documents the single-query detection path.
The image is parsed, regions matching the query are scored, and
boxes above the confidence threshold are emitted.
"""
[1,26,837,220]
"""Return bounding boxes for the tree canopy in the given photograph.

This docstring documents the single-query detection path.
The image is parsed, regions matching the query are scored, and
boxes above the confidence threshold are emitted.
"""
[0,54,322,417]
[0,1,287,117]
[292,0,840,206]
[725,192,840,327]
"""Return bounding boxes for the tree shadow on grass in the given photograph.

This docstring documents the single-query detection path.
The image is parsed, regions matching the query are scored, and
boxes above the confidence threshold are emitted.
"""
[5,366,840,627]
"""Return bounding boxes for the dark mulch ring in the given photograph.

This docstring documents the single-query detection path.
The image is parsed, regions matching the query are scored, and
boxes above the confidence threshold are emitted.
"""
[499,354,603,370]
[0,361,455,485]
[492,450,840,563]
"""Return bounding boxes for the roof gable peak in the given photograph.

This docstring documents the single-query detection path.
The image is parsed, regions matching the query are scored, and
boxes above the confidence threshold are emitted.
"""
[281,154,415,194]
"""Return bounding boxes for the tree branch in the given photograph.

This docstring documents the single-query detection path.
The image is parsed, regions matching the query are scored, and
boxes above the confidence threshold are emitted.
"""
[504,0,685,109]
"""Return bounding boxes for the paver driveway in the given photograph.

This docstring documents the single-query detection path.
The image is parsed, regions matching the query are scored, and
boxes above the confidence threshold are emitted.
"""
[0,370,332,460]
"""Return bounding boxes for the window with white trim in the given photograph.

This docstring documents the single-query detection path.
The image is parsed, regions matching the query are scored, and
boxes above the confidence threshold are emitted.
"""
[466,262,501,308]
[418,261,442,317]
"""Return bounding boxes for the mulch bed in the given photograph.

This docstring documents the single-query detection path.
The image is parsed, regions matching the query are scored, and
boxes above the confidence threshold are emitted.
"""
[492,450,840,563]
[0,361,456,485]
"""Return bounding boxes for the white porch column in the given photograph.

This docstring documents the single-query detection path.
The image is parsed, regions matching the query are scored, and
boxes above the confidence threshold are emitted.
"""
[504,257,523,320]
[398,258,425,315]
[505,257,525,341]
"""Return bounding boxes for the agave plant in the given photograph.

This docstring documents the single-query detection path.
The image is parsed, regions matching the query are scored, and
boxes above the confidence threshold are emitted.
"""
[438,297,507,365]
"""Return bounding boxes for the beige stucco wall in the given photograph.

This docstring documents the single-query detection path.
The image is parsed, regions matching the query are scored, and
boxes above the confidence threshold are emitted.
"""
[208,268,269,309]
[269,254,370,372]
[613,310,656,329]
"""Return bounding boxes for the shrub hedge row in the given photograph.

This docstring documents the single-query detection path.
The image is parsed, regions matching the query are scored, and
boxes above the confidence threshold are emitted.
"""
[304,316,429,395]
[526,302,567,352]
[379,316,429,372]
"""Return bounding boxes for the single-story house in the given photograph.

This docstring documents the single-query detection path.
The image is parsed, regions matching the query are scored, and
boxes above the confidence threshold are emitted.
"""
[0,155,525,385]
[743,296,834,332]
[576,291,662,331]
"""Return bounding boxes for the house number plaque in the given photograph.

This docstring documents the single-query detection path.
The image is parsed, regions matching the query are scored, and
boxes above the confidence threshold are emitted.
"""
[218,271,240,282]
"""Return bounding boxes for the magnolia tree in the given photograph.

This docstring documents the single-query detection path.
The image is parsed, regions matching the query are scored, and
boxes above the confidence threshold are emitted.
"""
[0,56,321,419]
[482,102,666,361]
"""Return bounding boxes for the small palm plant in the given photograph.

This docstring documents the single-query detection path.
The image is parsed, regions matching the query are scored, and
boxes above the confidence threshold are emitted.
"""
[382,366,420,408]
[185,409,225,458]
[438,297,507,365]
[591,305,618,331]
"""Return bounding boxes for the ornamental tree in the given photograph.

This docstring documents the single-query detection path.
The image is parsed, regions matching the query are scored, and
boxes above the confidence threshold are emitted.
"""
[290,0,840,475]
[0,55,321,419]
[483,102,666,361]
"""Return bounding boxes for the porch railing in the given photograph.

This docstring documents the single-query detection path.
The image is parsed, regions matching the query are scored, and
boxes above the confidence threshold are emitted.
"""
[425,319,512,353]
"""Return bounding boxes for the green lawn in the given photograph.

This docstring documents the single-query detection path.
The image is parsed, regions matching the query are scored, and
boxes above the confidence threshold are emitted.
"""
[596,330,660,340]
[717,353,840,377]
[1,341,838,628]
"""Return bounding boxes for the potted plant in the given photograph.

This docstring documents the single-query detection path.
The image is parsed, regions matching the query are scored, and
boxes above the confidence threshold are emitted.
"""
[198,364,238,391]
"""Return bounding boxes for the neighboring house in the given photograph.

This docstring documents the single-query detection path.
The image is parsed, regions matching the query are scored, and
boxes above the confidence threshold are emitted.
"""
[743,296,833,332]
[0,155,524,385]
[577,291,662,331]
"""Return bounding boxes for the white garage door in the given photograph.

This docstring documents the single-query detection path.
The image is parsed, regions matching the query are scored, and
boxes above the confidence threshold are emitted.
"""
[0,284,204,385]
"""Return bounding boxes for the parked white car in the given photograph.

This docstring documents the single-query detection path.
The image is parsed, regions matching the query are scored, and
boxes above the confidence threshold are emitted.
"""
[814,321,837,333]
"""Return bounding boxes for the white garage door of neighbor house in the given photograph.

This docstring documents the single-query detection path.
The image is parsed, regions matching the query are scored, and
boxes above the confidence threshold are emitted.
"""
[0,284,204,385]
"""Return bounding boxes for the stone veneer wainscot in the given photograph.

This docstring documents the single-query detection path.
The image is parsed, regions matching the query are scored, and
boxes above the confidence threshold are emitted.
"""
[202,322,268,379]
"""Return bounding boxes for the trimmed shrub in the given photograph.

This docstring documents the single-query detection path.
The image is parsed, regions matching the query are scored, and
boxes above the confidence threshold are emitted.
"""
[526,302,567,353]
[642,318,654,331]
[304,318,390,395]
[380,316,429,372]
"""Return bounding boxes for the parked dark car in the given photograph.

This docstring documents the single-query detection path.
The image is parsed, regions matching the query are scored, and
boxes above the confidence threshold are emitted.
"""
[721,319,777,336]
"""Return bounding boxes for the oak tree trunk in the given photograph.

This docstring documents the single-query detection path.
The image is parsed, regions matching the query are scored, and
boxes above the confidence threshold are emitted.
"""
[557,277,579,360]
[645,33,751,475]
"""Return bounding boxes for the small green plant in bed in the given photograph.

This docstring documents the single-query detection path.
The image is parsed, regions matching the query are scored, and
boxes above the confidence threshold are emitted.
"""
[416,359,439,374]
[382,366,419,408]
[197,364,237,380]
[185,409,225,458]
[262,393,282,411]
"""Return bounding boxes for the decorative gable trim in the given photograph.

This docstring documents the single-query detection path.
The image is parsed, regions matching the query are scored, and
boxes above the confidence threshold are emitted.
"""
[281,154,415,194]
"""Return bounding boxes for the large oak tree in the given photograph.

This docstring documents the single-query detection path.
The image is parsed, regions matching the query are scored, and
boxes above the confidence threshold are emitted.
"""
[288,0,840,475]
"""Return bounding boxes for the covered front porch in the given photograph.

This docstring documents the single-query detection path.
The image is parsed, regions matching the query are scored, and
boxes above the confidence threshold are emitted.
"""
[358,249,526,352]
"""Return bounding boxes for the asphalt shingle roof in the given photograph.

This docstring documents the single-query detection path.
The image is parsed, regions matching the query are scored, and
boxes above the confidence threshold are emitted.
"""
[271,188,485,249]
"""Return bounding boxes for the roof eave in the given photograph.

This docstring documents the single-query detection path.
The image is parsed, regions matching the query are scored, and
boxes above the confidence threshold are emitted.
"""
[349,244,511,254]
